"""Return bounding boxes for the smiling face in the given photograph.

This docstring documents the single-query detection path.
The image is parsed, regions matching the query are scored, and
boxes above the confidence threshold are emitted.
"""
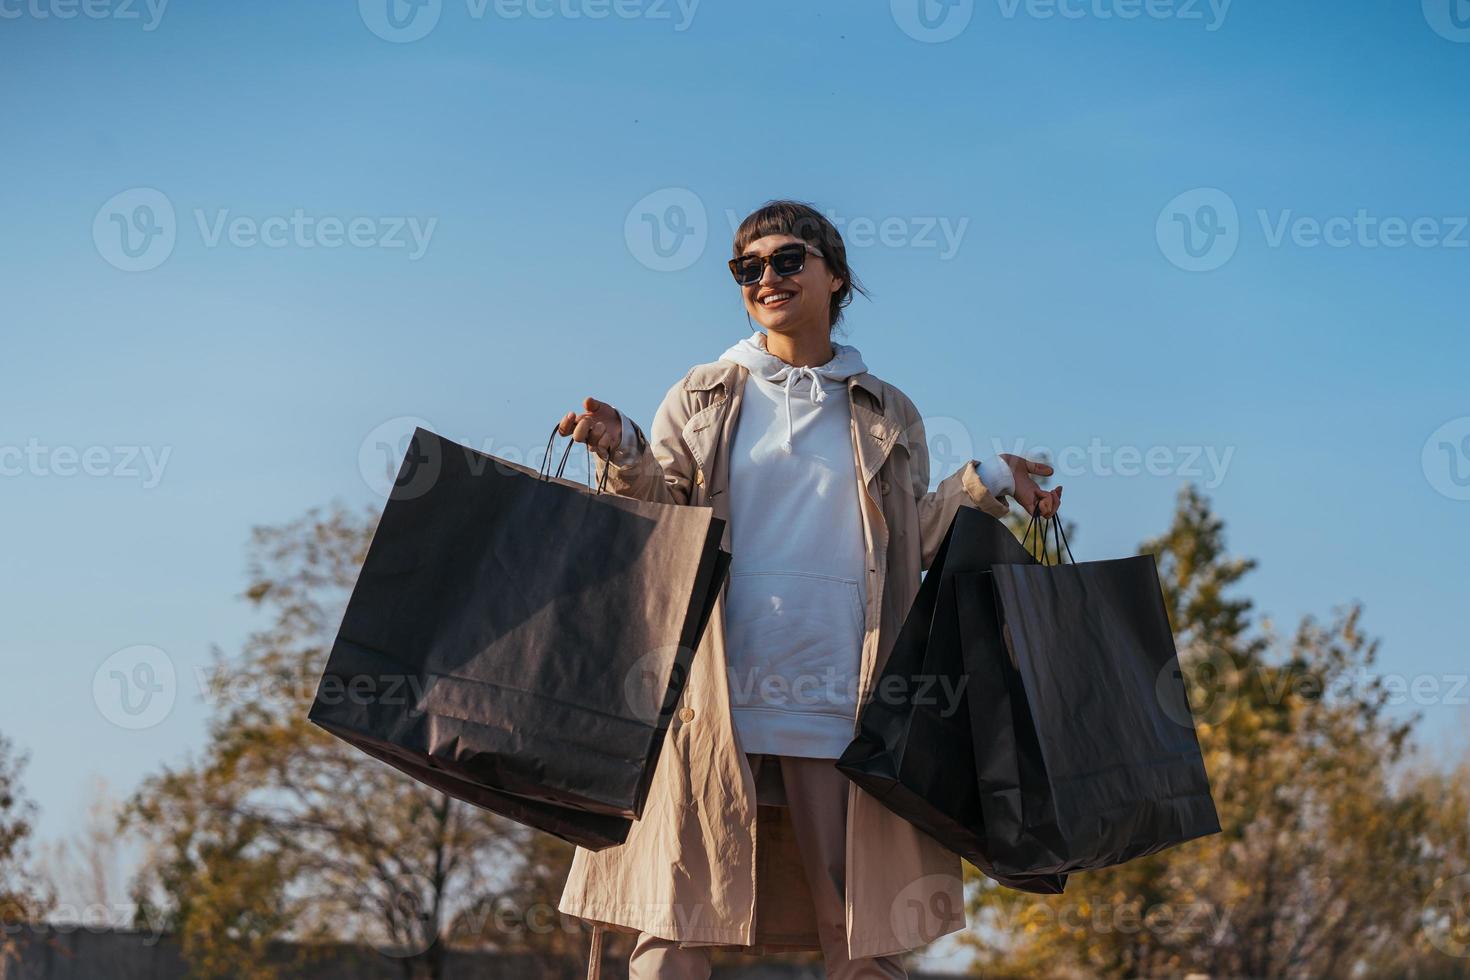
[737,233,844,339]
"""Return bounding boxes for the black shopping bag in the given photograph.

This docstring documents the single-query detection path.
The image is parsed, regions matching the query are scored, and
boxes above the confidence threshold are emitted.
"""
[961,511,1220,876]
[309,427,730,850]
[837,507,1067,894]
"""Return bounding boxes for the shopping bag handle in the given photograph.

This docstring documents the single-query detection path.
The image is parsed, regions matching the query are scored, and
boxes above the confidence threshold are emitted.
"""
[1021,505,1075,565]
[540,425,612,494]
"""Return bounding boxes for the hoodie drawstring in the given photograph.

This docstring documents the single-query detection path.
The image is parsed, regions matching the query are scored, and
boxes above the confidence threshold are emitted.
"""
[776,366,827,453]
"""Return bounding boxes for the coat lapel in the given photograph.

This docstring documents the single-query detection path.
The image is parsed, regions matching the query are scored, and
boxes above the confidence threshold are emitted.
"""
[680,365,744,552]
[686,366,900,485]
[848,374,901,486]
[679,363,740,491]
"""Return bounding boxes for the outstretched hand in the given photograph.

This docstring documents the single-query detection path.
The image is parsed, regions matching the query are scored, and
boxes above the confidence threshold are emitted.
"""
[1001,453,1062,518]
[557,396,624,458]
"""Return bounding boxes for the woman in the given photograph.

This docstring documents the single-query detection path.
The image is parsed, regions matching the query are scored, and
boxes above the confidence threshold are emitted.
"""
[556,201,1061,979]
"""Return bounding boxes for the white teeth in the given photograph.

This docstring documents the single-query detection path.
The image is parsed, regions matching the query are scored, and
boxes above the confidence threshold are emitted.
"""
[761,292,793,306]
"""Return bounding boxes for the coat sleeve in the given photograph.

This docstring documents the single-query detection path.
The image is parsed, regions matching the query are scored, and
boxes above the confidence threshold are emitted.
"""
[905,404,1011,571]
[590,377,696,506]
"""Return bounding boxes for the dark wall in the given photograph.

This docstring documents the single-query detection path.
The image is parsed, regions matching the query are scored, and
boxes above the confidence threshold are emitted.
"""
[0,927,967,979]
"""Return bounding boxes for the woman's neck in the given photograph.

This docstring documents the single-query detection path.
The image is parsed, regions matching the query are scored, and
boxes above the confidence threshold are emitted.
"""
[764,327,834,368]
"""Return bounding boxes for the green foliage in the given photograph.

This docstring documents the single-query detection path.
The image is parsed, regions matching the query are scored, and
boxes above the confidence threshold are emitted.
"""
[0,734,50,966]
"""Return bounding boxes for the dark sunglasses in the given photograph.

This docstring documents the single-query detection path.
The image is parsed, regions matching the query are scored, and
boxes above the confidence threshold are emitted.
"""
[728,242,824,286]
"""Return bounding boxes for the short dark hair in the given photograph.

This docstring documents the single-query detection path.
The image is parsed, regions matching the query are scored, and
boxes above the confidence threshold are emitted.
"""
[732,200,869,332]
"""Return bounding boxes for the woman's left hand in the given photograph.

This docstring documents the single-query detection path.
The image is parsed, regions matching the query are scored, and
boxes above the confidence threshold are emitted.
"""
[1000,453,1062,518]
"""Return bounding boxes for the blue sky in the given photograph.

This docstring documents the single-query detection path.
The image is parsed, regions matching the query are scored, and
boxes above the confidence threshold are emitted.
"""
[2,0,1468,939]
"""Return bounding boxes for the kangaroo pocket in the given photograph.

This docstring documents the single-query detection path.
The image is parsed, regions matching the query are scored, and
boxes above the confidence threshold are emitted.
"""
[723,570,865,718]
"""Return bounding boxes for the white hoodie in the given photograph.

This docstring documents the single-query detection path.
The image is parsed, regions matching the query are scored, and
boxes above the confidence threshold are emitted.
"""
[604,332,1015,759]
[716,332,873,758]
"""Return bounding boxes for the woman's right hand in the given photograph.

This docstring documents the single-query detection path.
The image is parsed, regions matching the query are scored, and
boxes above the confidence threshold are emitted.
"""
[558,396,624,458]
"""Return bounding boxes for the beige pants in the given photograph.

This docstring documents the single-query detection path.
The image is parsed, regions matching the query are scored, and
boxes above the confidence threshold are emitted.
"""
[627,754,907,980]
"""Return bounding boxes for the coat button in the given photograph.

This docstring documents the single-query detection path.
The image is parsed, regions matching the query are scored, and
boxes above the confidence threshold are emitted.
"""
[694,470,704,486]
[869,423,885,438]
[880,480,891,494]
[678,707,695,722]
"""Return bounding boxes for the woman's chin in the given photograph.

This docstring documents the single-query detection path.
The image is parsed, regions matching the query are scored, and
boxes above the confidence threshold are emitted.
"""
[755,311,800,333]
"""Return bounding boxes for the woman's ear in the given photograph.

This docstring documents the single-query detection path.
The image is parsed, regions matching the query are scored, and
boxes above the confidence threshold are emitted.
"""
[829,277,844,295]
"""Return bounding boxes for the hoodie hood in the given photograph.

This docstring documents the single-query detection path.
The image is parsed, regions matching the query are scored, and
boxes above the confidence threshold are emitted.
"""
[718,331,868,454]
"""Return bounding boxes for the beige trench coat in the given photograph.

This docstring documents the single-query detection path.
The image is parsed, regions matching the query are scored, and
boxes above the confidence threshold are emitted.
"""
[558,357,1010,960]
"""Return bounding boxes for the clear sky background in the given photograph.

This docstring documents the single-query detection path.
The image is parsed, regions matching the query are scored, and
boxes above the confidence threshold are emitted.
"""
[3,0,1468,959]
